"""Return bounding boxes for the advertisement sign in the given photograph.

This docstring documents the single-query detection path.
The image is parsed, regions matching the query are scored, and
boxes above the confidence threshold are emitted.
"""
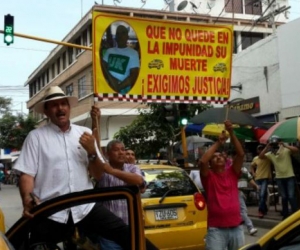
[224,97,260,114]
[93,11,233,104]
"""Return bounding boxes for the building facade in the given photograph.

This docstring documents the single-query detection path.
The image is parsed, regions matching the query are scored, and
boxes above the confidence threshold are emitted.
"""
[229,17,300,125]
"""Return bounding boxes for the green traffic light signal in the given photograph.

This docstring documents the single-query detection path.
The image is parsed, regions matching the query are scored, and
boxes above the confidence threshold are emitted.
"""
[180,117,188,126]
[4,14,14,46]
[178,103,190,126]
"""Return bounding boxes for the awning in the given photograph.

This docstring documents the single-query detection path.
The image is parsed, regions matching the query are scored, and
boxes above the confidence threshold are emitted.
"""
[185,124,205,133]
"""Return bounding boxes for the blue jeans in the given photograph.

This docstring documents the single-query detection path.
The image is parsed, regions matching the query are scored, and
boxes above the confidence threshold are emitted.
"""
[256,179,269,214]
[276,177,298,218]
[99,237,123,250]
[239,191,254,231]
[205,225,245,250]
[29,203,130,249]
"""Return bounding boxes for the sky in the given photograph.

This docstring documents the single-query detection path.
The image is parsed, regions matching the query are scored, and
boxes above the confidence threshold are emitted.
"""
[1,0,299,114]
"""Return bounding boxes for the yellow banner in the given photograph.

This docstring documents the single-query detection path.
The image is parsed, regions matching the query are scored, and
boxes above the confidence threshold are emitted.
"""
[93,11,233,103]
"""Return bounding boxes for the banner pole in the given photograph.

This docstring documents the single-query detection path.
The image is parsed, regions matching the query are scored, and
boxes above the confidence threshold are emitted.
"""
[181,126,189,168]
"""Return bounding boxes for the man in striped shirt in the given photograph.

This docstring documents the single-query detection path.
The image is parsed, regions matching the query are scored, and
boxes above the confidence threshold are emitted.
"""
[96,140,145,224]
[91,106,152,249]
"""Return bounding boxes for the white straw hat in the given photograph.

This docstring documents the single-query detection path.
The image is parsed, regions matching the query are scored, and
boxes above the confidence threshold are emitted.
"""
[34,86,78,114]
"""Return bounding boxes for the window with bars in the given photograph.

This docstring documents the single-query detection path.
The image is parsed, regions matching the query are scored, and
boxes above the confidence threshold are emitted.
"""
[75,36,82,56]
[32,82,36,96]
[225,0,262,15]
[57,58,61,75]
[78,76,87,99]
[68,47,74,65]
[88,24,92,45]
[62,51,66,70]
[232,31,264,52]
[241,31,264,50]
[51,64,55,79]
[82,30,88,46]
[46,70,49,84]
[41,74,44,88]
[90,71,93,90]
[29,84,34,98]
[66,83,73,96]
[245,0,262,14]
[37,78,41,91]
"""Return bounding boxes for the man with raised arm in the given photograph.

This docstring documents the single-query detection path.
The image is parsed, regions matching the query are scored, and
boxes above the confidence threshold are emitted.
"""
[199,120,245,250]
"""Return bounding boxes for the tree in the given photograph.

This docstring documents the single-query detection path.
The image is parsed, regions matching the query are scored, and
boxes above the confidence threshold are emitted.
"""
[0,96,12,113]
[114,103,212,159]
[0,113,38,151]
[115,104,178,159]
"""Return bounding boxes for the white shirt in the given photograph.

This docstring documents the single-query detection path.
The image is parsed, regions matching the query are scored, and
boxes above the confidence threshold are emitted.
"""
[189,170,203,190]
[14,122,97,224]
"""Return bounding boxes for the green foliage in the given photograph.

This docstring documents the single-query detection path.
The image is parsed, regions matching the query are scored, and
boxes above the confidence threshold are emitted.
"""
[0,96,12,112]
[114,103,212,159]
[0,113,38,150]
[114,103,179,159]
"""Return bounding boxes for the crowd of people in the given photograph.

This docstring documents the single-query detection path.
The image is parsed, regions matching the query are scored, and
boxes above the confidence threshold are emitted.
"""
[10,86,300,250]
[13,86,157,250]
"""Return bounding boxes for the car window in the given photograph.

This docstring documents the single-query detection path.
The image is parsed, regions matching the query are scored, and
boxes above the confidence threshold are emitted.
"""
[264,224,300,250]
[141,169,198,199]
[278,233,300,250]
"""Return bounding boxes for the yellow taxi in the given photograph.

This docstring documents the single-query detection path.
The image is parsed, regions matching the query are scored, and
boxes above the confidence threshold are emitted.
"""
[0,207,5,234]
[213,62,227,73]
[140,164,207,250]
[148,59,164,69]
[240,209,300,250]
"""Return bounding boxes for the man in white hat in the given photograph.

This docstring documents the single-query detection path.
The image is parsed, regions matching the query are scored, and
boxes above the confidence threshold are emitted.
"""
[14,86,131,249]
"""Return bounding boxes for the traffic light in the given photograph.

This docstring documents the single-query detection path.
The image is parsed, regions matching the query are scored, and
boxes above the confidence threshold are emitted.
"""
[4,14,14,46]
[162,104,178,127]
[178,103,190,126]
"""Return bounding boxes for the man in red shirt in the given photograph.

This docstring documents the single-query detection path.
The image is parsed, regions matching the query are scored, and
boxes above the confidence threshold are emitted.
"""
[200,120,245,250]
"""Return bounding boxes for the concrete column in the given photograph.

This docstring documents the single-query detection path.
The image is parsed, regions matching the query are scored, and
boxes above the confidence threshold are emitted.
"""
[236,31,242,53]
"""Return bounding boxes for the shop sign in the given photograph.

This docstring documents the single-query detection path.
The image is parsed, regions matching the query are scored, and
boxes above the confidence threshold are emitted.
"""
[225,97,260,114]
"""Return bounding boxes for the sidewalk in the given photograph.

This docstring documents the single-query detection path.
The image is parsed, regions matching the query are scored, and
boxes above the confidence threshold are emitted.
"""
[247,203,282,229]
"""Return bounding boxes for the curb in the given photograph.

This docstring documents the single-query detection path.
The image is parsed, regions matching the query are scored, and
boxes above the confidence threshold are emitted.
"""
[249,216,281,229]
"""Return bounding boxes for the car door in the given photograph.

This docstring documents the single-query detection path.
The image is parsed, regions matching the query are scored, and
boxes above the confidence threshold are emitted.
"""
[6,186,146,250]
[240,210,300,250]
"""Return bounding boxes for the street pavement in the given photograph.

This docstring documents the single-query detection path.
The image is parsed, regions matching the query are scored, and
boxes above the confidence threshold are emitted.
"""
[0,183,22,231]
[0,183,281,246]
[247,201,282,229]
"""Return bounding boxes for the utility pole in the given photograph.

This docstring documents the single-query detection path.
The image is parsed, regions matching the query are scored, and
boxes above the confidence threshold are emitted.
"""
[269,0,276,33]
[256,1,291,33]
[180,126,189,168]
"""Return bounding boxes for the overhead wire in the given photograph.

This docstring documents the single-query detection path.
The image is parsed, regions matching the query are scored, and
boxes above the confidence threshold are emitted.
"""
[235,0,277,51]
[0,45,51,53]
[234,64,279,86]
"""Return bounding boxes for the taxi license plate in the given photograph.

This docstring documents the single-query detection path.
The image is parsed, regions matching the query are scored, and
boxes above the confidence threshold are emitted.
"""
[154,208,178,221]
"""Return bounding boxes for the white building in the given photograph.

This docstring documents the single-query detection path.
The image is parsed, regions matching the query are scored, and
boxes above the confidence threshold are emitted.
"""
[229,17,300,124]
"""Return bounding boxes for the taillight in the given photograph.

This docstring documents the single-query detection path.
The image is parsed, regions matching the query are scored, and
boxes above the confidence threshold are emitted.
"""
[194,192,206,210]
